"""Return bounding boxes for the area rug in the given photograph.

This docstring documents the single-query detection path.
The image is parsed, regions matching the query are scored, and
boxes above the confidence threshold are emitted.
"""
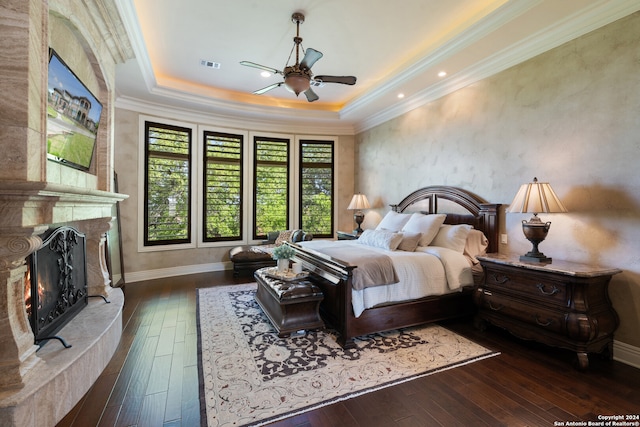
[197,283,498,427]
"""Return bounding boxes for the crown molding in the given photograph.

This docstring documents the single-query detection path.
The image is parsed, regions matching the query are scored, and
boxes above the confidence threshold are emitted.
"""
[113,0,640,135]
[114,0,156,90]
[341,0,541,120]
[352,0,640,133]
[115,96,356,135]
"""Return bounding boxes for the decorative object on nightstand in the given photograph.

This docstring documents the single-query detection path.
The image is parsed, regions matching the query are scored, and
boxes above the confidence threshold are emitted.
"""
[347,193,370,234]
[506,177,567,263]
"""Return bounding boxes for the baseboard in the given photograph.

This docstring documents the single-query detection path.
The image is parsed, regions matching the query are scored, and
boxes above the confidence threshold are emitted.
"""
[124,261,231,283]
[614,339,640,369]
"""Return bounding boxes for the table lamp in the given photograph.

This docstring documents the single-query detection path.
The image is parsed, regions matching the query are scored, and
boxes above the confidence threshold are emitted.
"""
[506,177,567,263]
[347,193,370,234]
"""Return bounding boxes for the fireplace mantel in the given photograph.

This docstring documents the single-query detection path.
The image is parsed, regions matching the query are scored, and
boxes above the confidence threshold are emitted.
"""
[0,181,127,227]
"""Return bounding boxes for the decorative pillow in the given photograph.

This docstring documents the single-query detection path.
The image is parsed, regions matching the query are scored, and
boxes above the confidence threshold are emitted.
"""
[430,224,473,253]
[397,232,422,252]
[463,229,489,265]
[401,213,447,247]
[375,211,411,232]
[357,229,403,251]
[274,230,293,246]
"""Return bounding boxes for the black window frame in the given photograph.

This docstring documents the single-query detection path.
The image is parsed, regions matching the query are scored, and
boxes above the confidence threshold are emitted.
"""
[299,139,335,238]
[252,136,290,240]
[202,130,244,243]
[143,121,192,246]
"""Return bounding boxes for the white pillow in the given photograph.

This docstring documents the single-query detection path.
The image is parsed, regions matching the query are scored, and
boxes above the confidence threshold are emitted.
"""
[397,232,422,252]
[375,211,411,232]
[463,229,489,265]
[430,224,473,253]
[401,213,447,246]
[358,229,403,251]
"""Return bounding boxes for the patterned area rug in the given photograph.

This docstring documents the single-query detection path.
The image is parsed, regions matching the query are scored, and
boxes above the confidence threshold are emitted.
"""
[197,283,498,427]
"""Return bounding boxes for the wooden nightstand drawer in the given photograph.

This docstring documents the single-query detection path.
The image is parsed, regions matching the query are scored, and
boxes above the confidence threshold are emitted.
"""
[484,266,568,307]
[477,290,565,335]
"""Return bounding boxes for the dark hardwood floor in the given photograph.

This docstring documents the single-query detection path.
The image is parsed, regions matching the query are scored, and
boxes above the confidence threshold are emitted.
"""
[58,271,640,427]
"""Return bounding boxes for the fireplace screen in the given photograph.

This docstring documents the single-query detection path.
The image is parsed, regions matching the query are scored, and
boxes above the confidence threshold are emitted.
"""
[26,226,88,347]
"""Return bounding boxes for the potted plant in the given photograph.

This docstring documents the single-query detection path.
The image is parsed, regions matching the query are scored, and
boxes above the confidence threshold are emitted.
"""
[272,244,295,272]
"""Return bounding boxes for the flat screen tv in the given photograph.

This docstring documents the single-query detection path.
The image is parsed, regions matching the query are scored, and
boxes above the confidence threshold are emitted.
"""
[46,48,103,171]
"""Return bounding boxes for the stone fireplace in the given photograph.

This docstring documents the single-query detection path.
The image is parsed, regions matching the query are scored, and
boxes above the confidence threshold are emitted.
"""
[0,183,127,426]
[0,0,133,424]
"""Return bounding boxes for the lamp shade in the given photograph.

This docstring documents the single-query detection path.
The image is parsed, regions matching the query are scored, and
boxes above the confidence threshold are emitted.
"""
[506,177,567,214]
[347,194,370,210]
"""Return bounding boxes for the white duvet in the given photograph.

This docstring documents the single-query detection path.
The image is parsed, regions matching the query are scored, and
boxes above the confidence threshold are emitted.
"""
[298,240,474,317]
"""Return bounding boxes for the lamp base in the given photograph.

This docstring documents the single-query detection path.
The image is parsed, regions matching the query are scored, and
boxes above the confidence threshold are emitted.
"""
[519,253,552,264]
[353,211,365,235]
[520,216,553,264]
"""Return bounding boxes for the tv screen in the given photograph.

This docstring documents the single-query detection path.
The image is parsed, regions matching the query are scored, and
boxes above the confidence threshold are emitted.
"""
[46,49,103,171]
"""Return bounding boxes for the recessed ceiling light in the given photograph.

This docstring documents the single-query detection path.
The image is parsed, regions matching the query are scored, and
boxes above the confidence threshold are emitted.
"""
[260,71,271,78]
[200,59,221,69]
[397,93,405,99]
[438,71,447,77]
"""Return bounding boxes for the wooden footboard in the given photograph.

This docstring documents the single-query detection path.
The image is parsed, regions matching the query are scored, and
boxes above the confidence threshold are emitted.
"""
[290,242,475,348]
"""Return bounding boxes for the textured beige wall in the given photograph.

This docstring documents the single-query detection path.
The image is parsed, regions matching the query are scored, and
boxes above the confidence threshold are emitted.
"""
[355,12,640,347]
[114,108,355,275]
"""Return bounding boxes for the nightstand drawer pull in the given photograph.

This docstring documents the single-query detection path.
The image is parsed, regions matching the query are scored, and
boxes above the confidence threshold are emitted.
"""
[534,315,553,327]
[488,301,504,311]
[490,274,510,284]
[536,283,560,296]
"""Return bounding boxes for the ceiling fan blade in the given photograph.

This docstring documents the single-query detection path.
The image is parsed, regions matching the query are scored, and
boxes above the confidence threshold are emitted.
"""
[314,75,357,85]
[253,82,283,95]
[300,48,323,70]
[240,61,283,75]
[304,88,319,102]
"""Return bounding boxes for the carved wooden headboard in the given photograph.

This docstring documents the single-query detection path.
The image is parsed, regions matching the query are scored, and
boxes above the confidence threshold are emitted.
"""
[390,186,501,253]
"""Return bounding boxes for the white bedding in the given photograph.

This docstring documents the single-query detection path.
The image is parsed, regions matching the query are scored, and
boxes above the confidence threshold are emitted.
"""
[298,240,474,317]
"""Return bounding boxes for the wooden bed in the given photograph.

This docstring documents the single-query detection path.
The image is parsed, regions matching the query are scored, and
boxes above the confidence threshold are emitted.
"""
[290,185,501,348]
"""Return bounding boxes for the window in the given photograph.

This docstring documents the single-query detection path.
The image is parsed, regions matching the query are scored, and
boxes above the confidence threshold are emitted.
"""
[203,131,243,242]
[144,122,192,245]
[140,116,337,249]
[253,136,289,239]
[299,140,334,238]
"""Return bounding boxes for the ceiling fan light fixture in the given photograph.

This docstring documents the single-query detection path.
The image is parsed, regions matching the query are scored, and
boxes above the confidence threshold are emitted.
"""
[284,73,310,95]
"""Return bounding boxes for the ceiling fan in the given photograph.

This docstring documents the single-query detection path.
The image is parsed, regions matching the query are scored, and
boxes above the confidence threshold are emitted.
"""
[240,12,356,102]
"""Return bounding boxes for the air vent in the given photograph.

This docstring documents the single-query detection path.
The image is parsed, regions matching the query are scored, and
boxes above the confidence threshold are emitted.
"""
[310,80,325,88]
[200,59,221,69]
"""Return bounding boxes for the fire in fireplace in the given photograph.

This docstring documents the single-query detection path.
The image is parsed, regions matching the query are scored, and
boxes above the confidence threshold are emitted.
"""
[25,226,88,348]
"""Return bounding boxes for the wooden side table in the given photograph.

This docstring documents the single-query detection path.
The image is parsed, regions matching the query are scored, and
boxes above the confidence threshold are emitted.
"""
[474,253,621,369]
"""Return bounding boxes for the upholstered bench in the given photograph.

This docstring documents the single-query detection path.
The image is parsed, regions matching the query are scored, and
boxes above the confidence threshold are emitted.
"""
[229,245,276,277]
[254,267,324,337]
[229,229,313,277]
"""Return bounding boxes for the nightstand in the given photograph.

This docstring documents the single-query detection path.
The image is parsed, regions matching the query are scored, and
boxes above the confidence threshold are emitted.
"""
[475,253,621,370]
[336,230,359,240]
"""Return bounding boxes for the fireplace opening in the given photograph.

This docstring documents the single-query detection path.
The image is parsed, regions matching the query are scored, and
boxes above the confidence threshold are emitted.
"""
[25,226,88,348]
